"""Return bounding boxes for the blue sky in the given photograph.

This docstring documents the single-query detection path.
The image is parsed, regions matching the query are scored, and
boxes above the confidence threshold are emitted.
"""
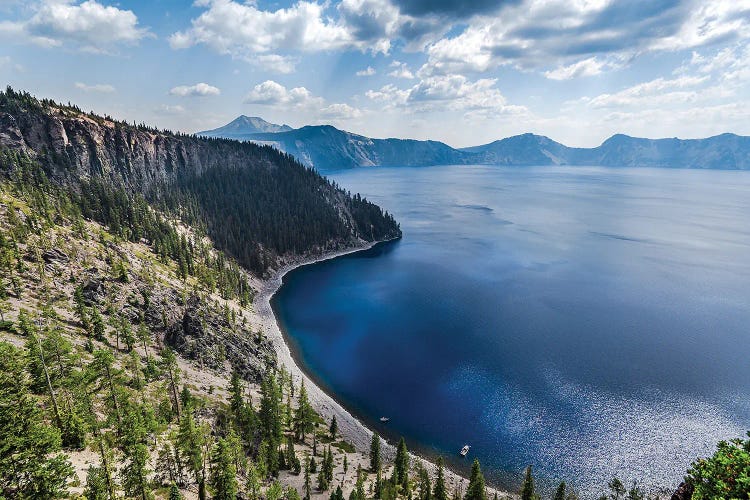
[1,0,749,147]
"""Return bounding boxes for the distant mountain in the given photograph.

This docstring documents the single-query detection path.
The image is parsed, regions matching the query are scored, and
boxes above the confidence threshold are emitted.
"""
[197,116,750,171]
[247,125,469,171]
[197,115,293,138]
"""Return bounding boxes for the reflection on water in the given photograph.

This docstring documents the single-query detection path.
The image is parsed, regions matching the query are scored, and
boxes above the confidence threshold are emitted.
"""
[273,165,750,497]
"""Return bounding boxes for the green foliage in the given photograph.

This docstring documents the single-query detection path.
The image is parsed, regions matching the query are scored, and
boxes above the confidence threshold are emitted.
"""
[370,433,382,473]
[687,431,750,499]
[84,465,110,500]
[294,380,315,441]
[0,341,74,498]
[464,459,487,500]
[433,457,448,500]
[393,437,410,490]
[554,482,567,500]
[521,466,537,500]
[210,437,238,500]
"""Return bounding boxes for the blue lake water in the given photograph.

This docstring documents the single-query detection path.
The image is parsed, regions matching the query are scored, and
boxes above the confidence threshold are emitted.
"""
[272,165,750,497]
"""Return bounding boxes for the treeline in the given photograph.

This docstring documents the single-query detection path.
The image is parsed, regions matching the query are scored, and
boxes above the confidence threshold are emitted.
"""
[159,161,400,274]
[0,87,401,276]
[0,149,254,304]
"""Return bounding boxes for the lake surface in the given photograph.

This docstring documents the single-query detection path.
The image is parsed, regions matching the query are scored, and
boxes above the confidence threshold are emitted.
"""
[272,165,750,497]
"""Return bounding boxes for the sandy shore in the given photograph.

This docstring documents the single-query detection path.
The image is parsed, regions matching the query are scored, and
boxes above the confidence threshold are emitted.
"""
[255,239,515,499]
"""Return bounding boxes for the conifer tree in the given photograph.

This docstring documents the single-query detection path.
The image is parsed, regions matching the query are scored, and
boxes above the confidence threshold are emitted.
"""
[433,457,448,500]
[160,347,182,422]
[554,482,566,500]
[370,433,382,473]
[418,463,432,500]
[521,466,536,500]
[210,437,238,500]
[121,442,153,500]
[303,455,312,500]
[330,414,338,439]
[464,459,487,500]
[169,483,183,500]
[393,437,410,490]
[83,465,109,500]
[0,343,73,498]
[294,380,314,441]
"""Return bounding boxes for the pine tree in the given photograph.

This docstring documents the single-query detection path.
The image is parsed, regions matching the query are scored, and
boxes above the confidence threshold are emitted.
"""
[121,442,153,500]
[521,466,536,500]
[160,347,182,423]
[169,483,183,500]
[330,414,338,439]
[433,457,448,500]
[294,380,314,441]
[418,463,432,500]
[178,404,206,498]
[554,482,567,500]
[303,455,312,500]
[91,307,105,341]
[393,437,410,490]
[464,459,487,500]
[84,465,109,500]
[210,437,238,500]
[370,433,382,473]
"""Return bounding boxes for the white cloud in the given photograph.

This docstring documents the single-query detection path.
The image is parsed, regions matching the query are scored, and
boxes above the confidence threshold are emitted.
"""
[356,66,376,76]
[244,80,364,121]
[367,74,527,116]
[155,104,187,115]
[581,76,711,109]
[388,61,414,79]
[2,0,149,51]
[544,57,609,80]
[169,83,221,97]
[75,82,115,93]
[420,0,750,77]
[170,0,354,60]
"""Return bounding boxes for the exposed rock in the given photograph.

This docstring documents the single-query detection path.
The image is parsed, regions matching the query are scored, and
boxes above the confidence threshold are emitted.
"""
[42,247,69,264]
[164,294,275,381]
[82,278,106,305]
[670,482,694,500]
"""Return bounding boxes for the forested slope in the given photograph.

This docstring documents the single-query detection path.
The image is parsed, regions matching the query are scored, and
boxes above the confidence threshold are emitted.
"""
[0,88,400,275]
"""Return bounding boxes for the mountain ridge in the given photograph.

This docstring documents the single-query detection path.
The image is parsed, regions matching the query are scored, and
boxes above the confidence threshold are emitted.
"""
[199,116,750,171]
[197,115,293,138]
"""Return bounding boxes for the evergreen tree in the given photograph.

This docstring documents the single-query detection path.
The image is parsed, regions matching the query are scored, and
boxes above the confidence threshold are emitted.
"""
[393,437,410,490]
[178,404,206,498]
[91,307,105,341]
[0,342,74,498]
[329,414,338,439]
[294,380,314,441]
[84,465,109,500]
[433,457,448,500]
[464,459,487,500]
[303,455,312,500]
[210,437,238,500]
[418,463,432,500]
[521,466,536,500]
[554,482,566,500]
[121,442,153,500]
[169,483,183,500]
[160,347,182,423]
[607,478,626,500]
[370,433,382,473]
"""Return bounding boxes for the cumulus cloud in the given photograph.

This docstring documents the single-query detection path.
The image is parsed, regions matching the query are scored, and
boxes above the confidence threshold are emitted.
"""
[544,57,610,80]
[244,80,363,120]
[388,61,415,79]
[356,66,376,76]
[155,104,187,115]
[170,0,354,68]
[75,82,115,93]
[2,0,149,51]
[421,0,750,76]
[169,83,221,97]
[367,74,527,116]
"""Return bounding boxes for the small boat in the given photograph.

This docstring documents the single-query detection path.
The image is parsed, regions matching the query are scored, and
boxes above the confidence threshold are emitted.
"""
[460,445,470,457]
[380,417,390,423]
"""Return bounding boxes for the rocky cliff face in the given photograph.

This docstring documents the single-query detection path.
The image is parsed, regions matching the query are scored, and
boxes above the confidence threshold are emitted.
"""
[0,94,285,191]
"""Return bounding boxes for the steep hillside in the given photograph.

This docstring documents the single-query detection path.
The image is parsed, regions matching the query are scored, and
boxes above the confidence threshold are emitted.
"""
[197,116,293,138]
[0,88,401,275]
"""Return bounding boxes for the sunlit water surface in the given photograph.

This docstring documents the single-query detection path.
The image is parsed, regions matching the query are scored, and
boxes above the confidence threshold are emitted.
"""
[272,165,750,497]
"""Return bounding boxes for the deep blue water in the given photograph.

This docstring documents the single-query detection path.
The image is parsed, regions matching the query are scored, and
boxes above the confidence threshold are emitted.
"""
[272,165,750,497]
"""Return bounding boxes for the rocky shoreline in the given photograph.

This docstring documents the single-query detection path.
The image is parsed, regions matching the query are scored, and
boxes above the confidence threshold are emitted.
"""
[254,239,515,499]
